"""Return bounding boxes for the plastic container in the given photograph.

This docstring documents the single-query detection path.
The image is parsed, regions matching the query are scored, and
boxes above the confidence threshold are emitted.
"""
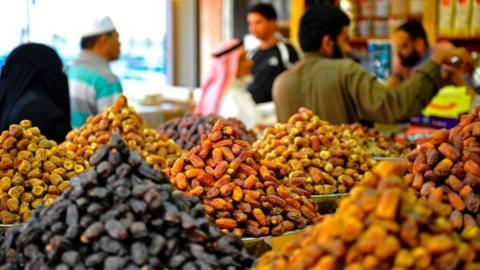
[374,18,389,37]
[409,0,424,17]
[375,0,390,18]
[390,0,409,17]
[438,0,455,37]
[359,0,375,17]
[358,17,372,37]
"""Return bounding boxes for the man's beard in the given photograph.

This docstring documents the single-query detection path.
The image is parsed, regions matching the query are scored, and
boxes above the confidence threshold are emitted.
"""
[332,42,344,59]
[400,50,421,67]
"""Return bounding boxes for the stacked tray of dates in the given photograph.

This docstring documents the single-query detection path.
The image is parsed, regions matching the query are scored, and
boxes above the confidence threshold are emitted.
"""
[166,120,318,237]
[158,114,257,150]
[0,120,88,224]
[0,135,253,269]
[61,95,183,171]
[253,160,480,270]
[254,108,378,195]
[407,112,480,231]
[348,124,412,158]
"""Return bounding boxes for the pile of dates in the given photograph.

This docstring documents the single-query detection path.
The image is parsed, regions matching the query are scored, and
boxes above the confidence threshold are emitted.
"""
[61,95,183,170]
[0,120,88,224]
[167,120,317,237]
[253,161,480,270]
[407,111,480,231]
[255,108,378,195]
[158,114,257,150]
[0,135,253,270]
[345,124,412,158]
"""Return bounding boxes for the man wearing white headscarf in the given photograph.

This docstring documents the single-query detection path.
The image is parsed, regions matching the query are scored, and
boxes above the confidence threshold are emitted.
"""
[196,39,261,128]
[68,16,122,128]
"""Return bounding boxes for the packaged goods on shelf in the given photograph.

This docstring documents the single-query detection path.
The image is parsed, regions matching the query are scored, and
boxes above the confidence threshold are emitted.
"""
[439,0,456,37]
[407,110,480,231]
[166,120,318,237]
[471,0,480,36]
[61,95,184,171]
[253,161,480,269]
[158,114,257,150]
[375,0,389,18]
[454,0,473,37]
[374,18,389,37]
[390,0,409,17]
[409,0,424,17]
[357,17,372,37]
[0,135,253,269]
[359,0,375,18]
[0,121,88,224]
[254,108,411,195]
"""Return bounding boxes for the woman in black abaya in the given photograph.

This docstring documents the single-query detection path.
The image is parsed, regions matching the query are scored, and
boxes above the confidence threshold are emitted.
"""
[0,43,71,142]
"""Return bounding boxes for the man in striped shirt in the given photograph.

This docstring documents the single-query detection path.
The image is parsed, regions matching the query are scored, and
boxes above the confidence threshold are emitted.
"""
[68,16,122,128]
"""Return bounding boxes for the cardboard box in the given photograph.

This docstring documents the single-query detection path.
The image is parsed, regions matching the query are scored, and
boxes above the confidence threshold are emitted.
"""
[409,86,472,129]
[439,0,456,37]
[471,0,480,36]
[410,114,460,129]
[454,0,473,37]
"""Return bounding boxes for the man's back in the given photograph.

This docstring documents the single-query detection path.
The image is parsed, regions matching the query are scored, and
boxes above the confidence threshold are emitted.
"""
[273,53,359,124]
[274,52,442,124]
[68,51,122,128]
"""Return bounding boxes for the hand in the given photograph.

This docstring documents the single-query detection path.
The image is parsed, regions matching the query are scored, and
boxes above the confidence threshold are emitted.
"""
[432,47,474,73]
[441,65,465,86]
[386,75,402,89]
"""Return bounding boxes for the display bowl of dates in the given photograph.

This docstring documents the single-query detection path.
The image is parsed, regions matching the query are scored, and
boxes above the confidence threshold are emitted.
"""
[310,193,349,214]
[0,223,23,232]
[241,228,304,245]
[372,156,405,161]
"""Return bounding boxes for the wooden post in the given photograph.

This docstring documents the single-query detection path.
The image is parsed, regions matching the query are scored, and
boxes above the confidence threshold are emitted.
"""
[168,0,199,87]
[423,0,438,45]
[290,0,305,49]
[199,0,223,82]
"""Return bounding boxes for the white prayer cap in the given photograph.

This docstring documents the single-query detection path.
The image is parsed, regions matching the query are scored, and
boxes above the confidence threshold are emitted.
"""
[82,16,116,38]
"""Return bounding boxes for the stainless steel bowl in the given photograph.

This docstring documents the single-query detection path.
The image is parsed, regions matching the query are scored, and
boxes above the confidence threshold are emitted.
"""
[241,228,304,245]
[372,156,404,161]
[311,193,349,214]
[0,223,24,232]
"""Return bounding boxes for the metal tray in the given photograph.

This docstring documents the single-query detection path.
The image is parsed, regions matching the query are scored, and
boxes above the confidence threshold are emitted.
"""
[241,228,304,245]
[311,193,349,214]
[0,223,24,233]
[372,156,404,161]
[310,193,349,203]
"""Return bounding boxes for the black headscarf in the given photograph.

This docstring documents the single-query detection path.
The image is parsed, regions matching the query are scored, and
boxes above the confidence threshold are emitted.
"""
[0,43,71,142]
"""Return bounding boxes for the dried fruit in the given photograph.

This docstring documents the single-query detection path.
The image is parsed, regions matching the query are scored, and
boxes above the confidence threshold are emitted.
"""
[61,95,184,171]
[254,108,411,195]
[158,114,257,150]
[408,110,480,232]
[253,161,480,270]
[0,135,253,269]
[0,121,88,224]
[168,120,317,237]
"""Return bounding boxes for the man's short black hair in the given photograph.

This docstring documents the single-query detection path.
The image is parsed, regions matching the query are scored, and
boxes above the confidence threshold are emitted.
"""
[248,3,277,21]
[397,20,429,46]
[299,4,350,52]
[80,31,114,49]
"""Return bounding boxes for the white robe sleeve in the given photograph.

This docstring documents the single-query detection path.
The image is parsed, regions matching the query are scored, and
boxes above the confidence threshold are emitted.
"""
[217,79,262,129]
